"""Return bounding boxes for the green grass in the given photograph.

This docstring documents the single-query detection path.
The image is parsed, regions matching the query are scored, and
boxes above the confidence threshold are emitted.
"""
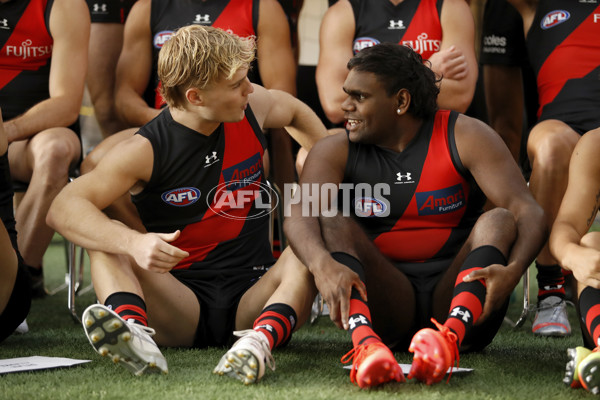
[0,235,593,399]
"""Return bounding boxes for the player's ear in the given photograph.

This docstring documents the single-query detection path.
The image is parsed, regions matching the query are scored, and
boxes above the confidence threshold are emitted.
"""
[185,87,204,106]
[395,88,411,112]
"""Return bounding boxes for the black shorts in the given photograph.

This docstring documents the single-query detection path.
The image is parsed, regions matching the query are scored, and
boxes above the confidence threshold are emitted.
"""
[0,257,32,343]
[392,256,508,353]
[395,258,452,331]
[170,265,270,348]
[86,0,137,23]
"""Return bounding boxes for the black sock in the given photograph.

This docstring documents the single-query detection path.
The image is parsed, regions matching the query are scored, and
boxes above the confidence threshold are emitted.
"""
[104,292,148,326]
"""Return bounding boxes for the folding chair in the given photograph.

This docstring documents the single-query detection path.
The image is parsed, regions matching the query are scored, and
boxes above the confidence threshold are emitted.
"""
[268,181,286,251]
[513,266,530,328]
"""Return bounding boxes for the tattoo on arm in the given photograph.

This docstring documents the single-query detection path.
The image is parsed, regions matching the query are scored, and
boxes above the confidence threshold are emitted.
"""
[585,189,600,227]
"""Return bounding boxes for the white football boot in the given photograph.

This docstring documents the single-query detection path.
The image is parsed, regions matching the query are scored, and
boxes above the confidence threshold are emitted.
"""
[82,304,168,375]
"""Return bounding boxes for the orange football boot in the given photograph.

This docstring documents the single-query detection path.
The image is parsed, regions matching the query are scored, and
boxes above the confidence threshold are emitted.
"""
[342,341,405,388]
[408,318,459,385]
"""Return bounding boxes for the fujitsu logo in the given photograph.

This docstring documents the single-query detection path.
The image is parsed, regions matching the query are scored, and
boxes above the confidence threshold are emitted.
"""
[402,33,441,55]
[5,40,52,59]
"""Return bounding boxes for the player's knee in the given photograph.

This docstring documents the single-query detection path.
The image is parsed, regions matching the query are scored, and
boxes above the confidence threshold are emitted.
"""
[528,129,577,171]
[31,134,79,172]
[471,208,517,248]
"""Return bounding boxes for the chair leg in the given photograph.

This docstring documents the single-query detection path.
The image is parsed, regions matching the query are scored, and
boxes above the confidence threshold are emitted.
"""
[68,240,80,323]
[514,267,530,328]
[272,182,287,250]
[44,237,70,295]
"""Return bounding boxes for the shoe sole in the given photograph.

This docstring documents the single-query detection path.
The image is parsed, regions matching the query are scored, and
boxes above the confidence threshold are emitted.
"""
[82,306,166,376]
[213,348,260,385]
[409,329,453,385]
[579,353,600,394]
[564,347,590,388]
[532,329,571,337]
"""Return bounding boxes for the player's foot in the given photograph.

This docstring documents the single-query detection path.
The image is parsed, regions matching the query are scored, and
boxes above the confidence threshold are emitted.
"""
[341,341,404,388]
[564,346,591,389]
[576,347,600,394]
[13,319,29,335]
[408,319,459,385]
[82,304,168,376]
[27,265,46,298]
[532,295,571,337]
[213,329,274,385]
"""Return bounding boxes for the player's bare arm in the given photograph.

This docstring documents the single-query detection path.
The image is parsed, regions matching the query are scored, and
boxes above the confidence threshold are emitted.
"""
[315,0,355,124]
[285,133,367,330]
[457,115,547,307]
[550,129,600,288]
[47,135,188,272]
[114,0,158,127]
[249,84,327,150]
[255,0,296,94]
[431,0,478,112]
[4,0,89,142]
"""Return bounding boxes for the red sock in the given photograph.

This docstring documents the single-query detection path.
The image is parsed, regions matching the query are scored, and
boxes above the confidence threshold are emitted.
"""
[348,293,380,347]
[444,246,505,345]
[580,287,600,347]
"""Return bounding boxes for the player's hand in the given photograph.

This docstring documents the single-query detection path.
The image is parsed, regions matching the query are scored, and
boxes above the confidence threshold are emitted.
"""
[462,263,519,322]
[427,45,468,81]
[130,230,189,273]
[312,256,367,330]
[563,244,600,289]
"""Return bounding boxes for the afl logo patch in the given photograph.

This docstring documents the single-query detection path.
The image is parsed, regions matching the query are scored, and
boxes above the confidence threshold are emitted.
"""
[541,10,570,29]
[161,187,201,207]
[353,37,380,54]
[154,31,173,48]
[354,197,387,217]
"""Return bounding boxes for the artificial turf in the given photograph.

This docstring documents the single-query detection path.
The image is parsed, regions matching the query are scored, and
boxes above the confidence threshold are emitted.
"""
[0,235,592,400]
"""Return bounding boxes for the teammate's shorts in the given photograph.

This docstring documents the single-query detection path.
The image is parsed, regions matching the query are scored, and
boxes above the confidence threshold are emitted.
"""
[86,0,137,24]
[170,264,271,348]
[0,256,32,343]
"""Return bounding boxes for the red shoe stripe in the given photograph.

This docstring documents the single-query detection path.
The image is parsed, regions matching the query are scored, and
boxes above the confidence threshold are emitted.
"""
[532,322,569,332]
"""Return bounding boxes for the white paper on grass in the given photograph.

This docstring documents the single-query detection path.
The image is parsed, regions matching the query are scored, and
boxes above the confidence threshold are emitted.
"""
[0,356,91,374]
[343,363,473,375]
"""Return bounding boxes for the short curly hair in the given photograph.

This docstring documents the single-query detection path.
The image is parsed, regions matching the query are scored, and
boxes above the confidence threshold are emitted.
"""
[347,43,441,119]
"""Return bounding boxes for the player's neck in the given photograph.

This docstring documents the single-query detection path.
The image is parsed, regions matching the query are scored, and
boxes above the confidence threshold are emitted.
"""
[382,116,424,153]
[169,107,220,137]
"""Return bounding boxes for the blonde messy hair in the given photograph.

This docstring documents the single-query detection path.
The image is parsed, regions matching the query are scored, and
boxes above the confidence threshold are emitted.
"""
[158,25,256,109]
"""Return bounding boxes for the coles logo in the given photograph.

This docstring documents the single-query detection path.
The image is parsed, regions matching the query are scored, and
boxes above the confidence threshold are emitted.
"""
[541,10,570,29]
[354,197,387,217]
[353,37,380,54]
[154,31,174,48]
[161,187,201,207]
